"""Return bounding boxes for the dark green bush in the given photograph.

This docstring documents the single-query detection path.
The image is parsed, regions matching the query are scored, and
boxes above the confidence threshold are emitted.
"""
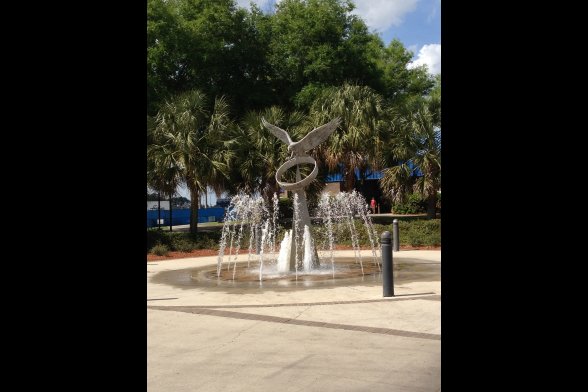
[391,193,427,214]
[151,244,169,256]
[146,229,221,253]
[194,236,218,250]
[397,219,441,246]
[312,218,440,248]
[172,238,195,252]
[311,220,386,248]
[146,217,440,254]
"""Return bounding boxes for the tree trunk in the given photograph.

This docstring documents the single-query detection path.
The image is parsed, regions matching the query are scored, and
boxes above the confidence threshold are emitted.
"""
[263,177,280,204]
[169,192,173,231]
[157,192,161,230]
[189,185,199,236]
[343,166,355,192]
[426,192,437,219]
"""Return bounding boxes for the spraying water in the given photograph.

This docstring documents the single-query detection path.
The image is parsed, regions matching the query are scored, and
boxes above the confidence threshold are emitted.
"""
[217,191,381,281]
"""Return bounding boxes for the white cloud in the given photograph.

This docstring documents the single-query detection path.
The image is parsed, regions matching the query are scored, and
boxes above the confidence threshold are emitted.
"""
[408,43,441,74]
[351,0,420,31]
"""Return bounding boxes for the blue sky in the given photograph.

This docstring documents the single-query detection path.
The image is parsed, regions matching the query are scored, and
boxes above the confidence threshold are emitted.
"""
[175,0,440,203]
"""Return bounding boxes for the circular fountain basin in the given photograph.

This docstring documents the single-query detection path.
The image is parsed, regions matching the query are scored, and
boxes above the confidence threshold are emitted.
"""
[150,256,440,292]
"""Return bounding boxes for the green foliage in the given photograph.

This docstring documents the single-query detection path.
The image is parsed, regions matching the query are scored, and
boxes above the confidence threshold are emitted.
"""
[147,0,273,117]
[151,243,170,256]
[194,236,218,250]
[308,83,386,191]
[293,83,329,110]
[268,0,382,106]
[377,39,434,103]
[309,220,382,248]
[391,193,427,214]
[428,74,441,126]
[310,218,440,248]
[148,89,235,234]
[172,238,195,252]
[226,107,306,197]
[146,230,221,253]
[145,217,440,256]
[397,219,441,247]
[380,100,441,218]
[147,0,441,212]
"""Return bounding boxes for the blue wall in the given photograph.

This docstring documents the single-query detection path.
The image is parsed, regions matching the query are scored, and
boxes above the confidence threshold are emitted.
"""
[146,207,225,228]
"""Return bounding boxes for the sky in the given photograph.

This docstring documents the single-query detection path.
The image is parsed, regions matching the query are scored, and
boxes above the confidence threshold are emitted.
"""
[176,0,440,203]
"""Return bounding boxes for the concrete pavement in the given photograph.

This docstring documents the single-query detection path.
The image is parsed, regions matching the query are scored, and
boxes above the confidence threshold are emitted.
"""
[147,250,441,392]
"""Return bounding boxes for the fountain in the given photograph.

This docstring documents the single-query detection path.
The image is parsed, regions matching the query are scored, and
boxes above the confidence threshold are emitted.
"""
[214,117,381,284]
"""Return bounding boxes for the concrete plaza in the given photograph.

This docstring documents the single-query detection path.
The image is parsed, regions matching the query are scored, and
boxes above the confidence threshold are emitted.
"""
[147,250,441,392]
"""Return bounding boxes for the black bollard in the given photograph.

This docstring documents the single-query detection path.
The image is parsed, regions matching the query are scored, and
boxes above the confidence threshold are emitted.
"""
[381,231,394,297]
[393,219,399,252]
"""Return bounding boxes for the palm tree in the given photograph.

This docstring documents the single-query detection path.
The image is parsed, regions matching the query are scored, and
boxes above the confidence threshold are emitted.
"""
[380,102,441,218]
[308,83,385,191]
[150,90,234,235]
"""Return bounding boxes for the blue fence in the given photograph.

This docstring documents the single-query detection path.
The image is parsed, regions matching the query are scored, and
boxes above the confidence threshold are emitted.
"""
[146,207,225,228]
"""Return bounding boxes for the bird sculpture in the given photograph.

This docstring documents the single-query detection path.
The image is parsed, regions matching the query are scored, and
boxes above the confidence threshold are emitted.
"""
[261,117,340,157]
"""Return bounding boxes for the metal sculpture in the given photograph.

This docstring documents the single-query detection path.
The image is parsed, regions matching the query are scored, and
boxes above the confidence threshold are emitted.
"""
[262,117,340,269]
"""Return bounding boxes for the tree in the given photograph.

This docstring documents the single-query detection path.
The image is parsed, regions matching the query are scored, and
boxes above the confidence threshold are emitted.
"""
[147,0,189,116]
[428,74,441,126]
[150,90,234,235]
[308,83,385,191]
[373,39,435,107]
[268,0,383,109]
[147,117,183,231]
[147,0,430,117]
[380,102,441,218]
[147,0,273,117]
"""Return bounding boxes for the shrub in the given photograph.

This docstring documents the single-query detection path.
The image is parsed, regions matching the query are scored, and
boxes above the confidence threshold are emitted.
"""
[172,238,194,252]
[311,220,386,248]
[146,229,174,251]
[397,219,441,246]
[391,193,427,214]
[146,229,222,253]
[151,244,169,256]
[194,236,218,250]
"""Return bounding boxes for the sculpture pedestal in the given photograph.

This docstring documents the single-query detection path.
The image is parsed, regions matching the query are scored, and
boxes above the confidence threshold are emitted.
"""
[286,167,320,271]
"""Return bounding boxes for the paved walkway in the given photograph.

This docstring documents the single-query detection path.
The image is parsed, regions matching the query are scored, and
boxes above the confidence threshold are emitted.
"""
[147,250,441,392]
